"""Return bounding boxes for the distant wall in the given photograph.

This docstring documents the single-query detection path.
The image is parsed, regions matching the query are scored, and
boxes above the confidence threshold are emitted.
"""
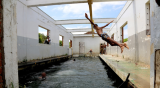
[73,36,104,56]
[107,0,150,65]
[17,0,73,62]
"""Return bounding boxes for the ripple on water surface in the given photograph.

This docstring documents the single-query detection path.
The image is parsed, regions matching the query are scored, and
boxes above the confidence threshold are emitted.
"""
[20,57,122,88]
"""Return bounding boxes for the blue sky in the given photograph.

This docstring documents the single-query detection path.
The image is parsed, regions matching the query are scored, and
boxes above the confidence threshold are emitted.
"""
[39,27,47,36]
[123,24,128,39]
[38,1,127,35]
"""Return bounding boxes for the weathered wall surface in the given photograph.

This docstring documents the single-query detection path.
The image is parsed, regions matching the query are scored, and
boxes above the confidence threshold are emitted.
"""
[150,0,160,88]
[3,0,19,87]
[107,0,150,65]
[73,36,102,55]
[17,0,73,62]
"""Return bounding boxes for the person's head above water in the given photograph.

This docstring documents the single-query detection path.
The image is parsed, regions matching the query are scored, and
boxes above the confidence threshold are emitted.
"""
[42,72,46,79]
[93,24,98,29]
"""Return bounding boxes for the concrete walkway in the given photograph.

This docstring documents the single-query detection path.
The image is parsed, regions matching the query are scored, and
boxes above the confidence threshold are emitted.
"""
[99,55,150,88]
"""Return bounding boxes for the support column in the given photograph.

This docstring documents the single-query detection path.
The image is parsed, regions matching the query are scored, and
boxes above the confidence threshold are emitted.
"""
[0,0,4,87]
[150,0,160,88]
[3,0,19,87]
[133,0,139,63]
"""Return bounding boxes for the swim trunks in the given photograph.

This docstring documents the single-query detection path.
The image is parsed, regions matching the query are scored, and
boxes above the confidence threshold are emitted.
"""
[101,33,110,40]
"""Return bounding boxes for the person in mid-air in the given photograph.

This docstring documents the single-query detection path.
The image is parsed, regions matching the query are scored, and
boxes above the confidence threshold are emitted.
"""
[85,13,129,53]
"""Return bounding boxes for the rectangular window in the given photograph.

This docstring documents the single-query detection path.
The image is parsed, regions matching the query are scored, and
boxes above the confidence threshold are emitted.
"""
[121,23,128,43]
[145,1,150,35]
[69,40,72,48]
[59,35,63,46]
[38,26,50,44]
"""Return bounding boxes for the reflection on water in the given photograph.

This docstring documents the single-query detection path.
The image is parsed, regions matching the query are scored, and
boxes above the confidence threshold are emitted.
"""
[19,57,123,88]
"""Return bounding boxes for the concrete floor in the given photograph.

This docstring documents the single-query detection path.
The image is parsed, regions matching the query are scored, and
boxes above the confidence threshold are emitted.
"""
[99,55,150,88]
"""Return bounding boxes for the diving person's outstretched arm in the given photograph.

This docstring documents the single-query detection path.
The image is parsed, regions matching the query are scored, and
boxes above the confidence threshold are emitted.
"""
[85,13,96,26]
[101,20,114,29]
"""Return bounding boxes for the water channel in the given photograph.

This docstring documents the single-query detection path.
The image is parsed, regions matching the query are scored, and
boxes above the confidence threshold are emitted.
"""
[19,57,123,88]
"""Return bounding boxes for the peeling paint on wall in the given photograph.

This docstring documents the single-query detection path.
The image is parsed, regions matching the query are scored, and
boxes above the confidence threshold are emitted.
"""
[155,50,160,88]
[150,0,160,87]
[3,0,19,87]
[150,76,154,88]
[150,43,154,55]
[152,12,155,17]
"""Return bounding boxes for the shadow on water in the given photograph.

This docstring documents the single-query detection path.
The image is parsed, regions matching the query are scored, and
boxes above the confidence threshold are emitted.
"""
[19,57,123,88]
[99,57,123,87]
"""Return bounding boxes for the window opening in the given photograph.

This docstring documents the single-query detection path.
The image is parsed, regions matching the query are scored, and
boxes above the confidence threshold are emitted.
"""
[38,26,51,44]
[59,35,64,46]
[69,40,72,48]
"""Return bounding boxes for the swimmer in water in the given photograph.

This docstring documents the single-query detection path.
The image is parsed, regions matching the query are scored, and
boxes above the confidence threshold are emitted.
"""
[87,49,94,57]
[39,72,46,81]
[85,13,129,53]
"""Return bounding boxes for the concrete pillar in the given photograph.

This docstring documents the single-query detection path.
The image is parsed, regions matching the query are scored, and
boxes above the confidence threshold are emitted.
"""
[150,0,160,88]
[0,0,4,87]
[3,0,19,87]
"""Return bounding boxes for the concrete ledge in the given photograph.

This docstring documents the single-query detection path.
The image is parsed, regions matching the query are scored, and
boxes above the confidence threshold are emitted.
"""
[18,55,72,68]
[99,55,150,88]
[73,54,79,57]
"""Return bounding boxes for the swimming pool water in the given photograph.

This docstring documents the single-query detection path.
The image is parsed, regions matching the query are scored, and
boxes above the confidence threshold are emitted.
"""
[19,57,123,88]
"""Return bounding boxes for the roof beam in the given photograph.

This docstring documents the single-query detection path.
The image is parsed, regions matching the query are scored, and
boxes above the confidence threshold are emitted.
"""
[27,0,131,7]
[27,0,87,7]
[55,18,116,25]
[73,34,99,37]
[67,28,110,32]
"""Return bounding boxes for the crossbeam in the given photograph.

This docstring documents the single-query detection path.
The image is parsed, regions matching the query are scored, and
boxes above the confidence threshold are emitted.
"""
[73,34,99,37]
[67,28,110,32]
[27,0,131,7]
[55,18,116,25]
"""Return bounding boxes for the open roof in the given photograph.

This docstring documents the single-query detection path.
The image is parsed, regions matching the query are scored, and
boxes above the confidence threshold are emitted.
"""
[27,0,129,36]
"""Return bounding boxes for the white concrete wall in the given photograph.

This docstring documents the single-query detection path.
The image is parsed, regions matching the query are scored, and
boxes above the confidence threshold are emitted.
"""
[73,36,102,55]
[108,1,136,59]
[108,0,151,65]
[17,0,73,62]
[150,0,160,88]
[3,0,19,87]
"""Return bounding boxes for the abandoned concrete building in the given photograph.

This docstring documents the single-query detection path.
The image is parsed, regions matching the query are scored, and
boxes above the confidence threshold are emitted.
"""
[1,0,160,88]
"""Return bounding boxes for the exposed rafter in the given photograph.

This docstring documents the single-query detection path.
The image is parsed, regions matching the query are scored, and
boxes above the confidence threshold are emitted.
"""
[27,0,132,7]
[67,28,110,32]
[73,34,99,37]
[55,18,116,25]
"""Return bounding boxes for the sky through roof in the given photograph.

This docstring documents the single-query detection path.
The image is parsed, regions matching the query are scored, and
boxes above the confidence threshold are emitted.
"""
[38,1,127,35]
